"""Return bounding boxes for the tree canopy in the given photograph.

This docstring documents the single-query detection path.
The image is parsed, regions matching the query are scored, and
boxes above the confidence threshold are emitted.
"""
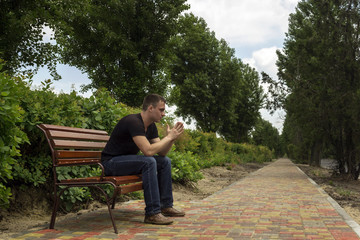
[52,0,188,107]
[251,118,281,157]
[169,14,263,142]
[272,0,360,179]
[0,0,59,78]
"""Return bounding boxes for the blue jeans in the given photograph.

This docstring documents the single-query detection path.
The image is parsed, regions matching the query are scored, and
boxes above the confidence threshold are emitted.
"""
[102,155,174,216]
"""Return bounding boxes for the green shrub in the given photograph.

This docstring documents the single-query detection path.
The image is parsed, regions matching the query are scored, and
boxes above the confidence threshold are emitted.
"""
[168,150,203,183]
[56,165,101,211]
[81,88,137,132]
[173,129,200,153]
[8,78,139,210]
[12,155,51,186]
[0,63,29,209]
[286,143,306,163]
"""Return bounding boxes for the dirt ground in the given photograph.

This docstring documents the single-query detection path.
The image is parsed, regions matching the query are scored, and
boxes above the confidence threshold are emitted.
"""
[1,160,360,239]
[297,164,360,225]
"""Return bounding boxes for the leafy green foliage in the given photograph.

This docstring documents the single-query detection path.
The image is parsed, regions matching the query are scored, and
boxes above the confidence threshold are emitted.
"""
[0,0,59,78]
[1,0,190,106]
[274,0,360,178]
[81,88,136,132]
[3,76,137,210]
[12,155,51,186]
[0,62,29,208]
[169,13,263,142]
[52,0,188,107]
[168,129,273,176]
[251,118,282,157]
[168,150,203,183]
[56,165,100,211]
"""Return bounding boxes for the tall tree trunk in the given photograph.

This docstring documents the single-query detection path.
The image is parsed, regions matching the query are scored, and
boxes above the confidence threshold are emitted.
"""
[309,139,322,167]
[335,132,346,174]
[345,127,359,180]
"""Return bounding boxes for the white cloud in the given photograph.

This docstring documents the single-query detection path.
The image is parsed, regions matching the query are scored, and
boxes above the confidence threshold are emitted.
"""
[244,46,279,78]
[186,0,298,46]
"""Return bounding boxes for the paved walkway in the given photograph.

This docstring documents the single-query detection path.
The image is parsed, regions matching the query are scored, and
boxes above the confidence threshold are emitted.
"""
[9,159,360,240]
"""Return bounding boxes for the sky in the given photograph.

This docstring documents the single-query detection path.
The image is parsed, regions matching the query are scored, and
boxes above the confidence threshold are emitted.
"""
[32,0,300,133]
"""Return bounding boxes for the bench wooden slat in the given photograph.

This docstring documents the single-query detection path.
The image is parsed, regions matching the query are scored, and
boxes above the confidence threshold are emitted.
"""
[56,150,102,159]
[57,159,101,165]
[60,175,142,185]
[40,124,108,135]
[52,139,107,149]
[103,175,142,185]
[121,183,143,194]
[49,130,110,141]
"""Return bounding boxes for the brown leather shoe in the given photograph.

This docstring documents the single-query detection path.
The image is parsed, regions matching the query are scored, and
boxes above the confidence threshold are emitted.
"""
[161,207,185,217]
[144,213,173,225]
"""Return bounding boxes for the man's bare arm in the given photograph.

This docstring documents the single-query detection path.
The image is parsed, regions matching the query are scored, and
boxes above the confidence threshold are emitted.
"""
[150,137,174,156]
[133,122,183,156]
[133,136,172,156]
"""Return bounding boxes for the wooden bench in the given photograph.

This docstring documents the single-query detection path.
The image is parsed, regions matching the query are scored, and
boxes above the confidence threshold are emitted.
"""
[37,124,143,234]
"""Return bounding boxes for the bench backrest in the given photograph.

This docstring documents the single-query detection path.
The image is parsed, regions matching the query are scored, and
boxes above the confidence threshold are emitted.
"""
[37,124,109,166]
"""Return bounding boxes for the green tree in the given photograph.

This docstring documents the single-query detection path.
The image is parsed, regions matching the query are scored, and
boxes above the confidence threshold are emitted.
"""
[169,14,263,142]
[251,118,281,157]
[273,0,360,178]
[52,0,188,107]
[169,14,222,132]
[0,0,59,78]
[219,63,263,142]
[280,112,309,162]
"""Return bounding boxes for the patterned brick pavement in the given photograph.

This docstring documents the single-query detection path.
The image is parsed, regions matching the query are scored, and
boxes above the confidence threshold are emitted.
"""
[8,159,360,239]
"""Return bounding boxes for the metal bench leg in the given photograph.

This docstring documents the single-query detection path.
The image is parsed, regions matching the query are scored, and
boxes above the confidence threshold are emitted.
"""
[111,188,120,209]
[50,187,66,229]
[94,186,118,234]
[106,201,118,234]
[49,199,59,229]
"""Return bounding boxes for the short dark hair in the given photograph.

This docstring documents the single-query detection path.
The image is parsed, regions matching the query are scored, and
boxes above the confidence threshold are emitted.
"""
[142,94,166,111]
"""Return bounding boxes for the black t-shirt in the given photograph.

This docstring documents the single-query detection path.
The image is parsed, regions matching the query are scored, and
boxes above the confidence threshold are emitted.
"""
[101,113,159,162]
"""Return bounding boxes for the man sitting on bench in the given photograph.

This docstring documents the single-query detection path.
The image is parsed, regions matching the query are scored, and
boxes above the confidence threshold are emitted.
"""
[101,94,185,225]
